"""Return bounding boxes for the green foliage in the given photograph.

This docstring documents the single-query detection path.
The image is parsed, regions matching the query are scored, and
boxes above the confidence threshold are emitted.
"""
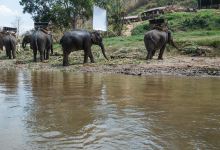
[131,22,150,35]
[131,9,220,35]
[156,0,197,7]
[164,10,220,31]
[181,16,209,29]
[19,0,94,29]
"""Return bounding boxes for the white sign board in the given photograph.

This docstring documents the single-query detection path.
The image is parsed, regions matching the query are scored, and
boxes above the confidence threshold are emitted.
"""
[93,5,107,31]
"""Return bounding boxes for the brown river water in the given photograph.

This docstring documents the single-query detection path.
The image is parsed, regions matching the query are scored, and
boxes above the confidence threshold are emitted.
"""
[0,70,220,150]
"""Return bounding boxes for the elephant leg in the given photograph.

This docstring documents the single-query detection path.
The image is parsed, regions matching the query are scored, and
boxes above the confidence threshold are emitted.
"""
[43,49,46,59]
[83,50,89,63]
[33,49,37,62]
[46,49,50,60]
[6,47,9,57]
[88,49,95,63]
[63,50,70,66]
[152,50,156,58]
[158,45,166,60]
[8,50,12,59]
[146,50,153,60]
[40,50,44,62]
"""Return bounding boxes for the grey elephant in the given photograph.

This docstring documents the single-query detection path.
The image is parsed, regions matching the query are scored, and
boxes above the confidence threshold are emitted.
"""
[60,29,108,66]
[144,29,179,60]
[31,29,53,62]
[22,33,32,49]
[2,33,16,59]
[0,32,4,50]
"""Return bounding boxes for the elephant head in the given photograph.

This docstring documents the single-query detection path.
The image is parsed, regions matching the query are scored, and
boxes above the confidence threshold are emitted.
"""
[22,34,32,49]
[90,31,108,60]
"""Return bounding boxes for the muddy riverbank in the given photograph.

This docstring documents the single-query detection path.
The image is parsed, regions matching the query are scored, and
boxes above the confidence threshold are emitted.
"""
[0,56,220,77]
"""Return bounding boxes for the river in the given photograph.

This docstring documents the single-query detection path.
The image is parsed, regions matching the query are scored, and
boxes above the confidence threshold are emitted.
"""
[0,70,220,150]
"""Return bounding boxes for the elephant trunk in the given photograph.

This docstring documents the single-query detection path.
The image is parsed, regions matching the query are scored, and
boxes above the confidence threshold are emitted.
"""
[100,43,108,60]
[22,40,25,49]
[170,39,181,51]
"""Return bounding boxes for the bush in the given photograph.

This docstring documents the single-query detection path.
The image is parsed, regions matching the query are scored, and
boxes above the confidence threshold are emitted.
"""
[131,22,150,35]
[181,16,209,29]
[160,10,219,31]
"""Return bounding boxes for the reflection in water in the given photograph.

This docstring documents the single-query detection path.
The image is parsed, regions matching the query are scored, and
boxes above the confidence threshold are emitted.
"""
[0,70,220,149]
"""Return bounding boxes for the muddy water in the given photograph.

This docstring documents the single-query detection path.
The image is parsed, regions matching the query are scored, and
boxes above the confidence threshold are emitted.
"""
[0,70,220,150]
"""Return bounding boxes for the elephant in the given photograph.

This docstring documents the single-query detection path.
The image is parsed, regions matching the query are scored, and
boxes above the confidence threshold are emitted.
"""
[144,29,179,60]
[31,29,53,62]
[2,33,16,59]
[22,33,32,49]
[0,32,5,51]
[60,29,108,66]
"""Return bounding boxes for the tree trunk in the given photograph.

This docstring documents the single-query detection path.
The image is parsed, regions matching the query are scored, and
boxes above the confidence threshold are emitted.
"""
[72,14,77,29]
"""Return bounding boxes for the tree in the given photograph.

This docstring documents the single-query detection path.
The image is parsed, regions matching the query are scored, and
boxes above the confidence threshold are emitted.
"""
[19,0,94,29]
[19,0,126,34]
[95,0,126,36]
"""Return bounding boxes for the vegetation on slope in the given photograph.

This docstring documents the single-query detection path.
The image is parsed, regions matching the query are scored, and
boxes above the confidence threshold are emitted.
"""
[131,9,220,34]
[129,9,220,55]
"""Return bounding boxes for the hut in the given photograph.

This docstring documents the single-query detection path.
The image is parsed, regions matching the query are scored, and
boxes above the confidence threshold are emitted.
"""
[140,7,166,21]
[3,27,17,33]
[122,15,140,24]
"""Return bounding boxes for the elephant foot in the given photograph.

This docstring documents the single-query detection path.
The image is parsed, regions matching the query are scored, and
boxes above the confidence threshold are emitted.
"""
[158,58,163,60]
[63,63,69,66]
[63,62,69,66]
[146,55,152,60]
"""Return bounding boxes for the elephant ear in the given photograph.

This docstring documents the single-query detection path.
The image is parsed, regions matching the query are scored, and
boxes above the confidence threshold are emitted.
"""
[90,32,97,44]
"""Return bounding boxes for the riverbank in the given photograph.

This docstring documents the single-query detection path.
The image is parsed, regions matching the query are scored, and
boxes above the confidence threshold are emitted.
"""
[1,55,220,77]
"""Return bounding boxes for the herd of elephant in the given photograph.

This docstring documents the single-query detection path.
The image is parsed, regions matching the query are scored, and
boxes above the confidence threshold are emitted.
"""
[0,28,178,66]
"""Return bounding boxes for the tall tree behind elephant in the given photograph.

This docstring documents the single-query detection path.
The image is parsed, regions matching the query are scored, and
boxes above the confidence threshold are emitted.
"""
[31,29,53,62]
[60,30,108,66]
[144,29,179,60]
[2,34,17,59]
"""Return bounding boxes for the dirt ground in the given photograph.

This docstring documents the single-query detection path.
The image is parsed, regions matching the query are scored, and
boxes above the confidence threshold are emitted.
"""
[0,55,220,77]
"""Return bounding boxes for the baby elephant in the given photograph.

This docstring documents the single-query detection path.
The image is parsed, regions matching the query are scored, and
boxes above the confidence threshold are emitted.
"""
[144,29,178,60]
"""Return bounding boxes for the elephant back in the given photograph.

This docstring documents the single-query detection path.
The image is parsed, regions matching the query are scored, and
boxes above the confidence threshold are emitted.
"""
[2,34,16,51]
